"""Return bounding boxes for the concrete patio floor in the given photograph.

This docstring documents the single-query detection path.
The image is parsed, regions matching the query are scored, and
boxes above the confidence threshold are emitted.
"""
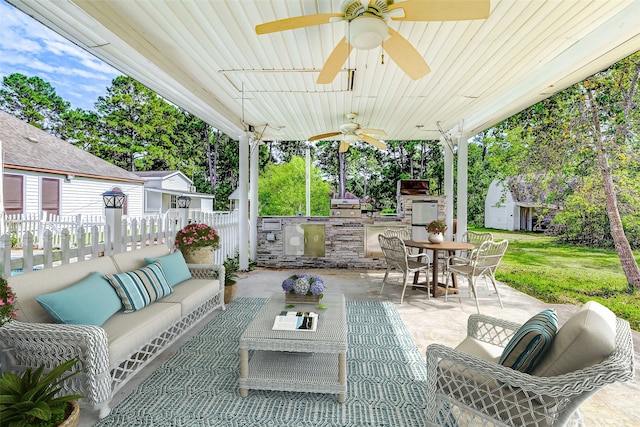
[80,267,639,426]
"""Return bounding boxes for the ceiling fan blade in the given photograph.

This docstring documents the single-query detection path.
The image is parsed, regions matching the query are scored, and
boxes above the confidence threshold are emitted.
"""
[389,0,490,21]
[308,131,341,141]
[339,141,350,153]
[256,13,343,34]
[383,28,430,80]
[360,134,387,151]
[317,37,353,84]
[359,128,387,136]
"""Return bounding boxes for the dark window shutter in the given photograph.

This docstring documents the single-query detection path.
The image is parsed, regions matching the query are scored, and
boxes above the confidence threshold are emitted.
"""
[41,178,60,216]
[3,174,24,215]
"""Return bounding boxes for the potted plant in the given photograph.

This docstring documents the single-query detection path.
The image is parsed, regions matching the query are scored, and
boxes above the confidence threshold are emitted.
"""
[0,358,84,427]
[282,274,325,304]
[223,255,240,304]
[0,277,18,326]
[426,220,448,243]
[174,223,221,264]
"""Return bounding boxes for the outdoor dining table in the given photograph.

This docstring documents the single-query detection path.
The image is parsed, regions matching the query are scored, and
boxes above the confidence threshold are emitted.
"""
[403,239,475,297]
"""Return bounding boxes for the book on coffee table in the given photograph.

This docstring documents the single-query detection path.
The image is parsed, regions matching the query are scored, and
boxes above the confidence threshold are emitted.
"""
[272,311,318,331]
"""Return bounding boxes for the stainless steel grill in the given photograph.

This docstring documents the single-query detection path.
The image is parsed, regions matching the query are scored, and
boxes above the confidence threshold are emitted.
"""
[330,198,361,218]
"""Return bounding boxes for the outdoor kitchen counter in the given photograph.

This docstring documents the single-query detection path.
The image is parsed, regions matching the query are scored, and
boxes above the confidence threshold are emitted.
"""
[256,215,407,270]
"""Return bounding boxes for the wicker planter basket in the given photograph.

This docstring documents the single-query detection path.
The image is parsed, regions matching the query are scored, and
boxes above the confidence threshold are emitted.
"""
[182,246,214,264]
[59,400,80,427]
[284,293,321,304]
[224,282,238,304]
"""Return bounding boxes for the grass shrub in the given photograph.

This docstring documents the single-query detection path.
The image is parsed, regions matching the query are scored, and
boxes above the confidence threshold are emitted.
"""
[476,229,640,331]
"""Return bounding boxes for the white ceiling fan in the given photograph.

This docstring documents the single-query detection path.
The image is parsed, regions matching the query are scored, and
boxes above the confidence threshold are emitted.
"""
[256,0,490,84]
[308,112,386,153]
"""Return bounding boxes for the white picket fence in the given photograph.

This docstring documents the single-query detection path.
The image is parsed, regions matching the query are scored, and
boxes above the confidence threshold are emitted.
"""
[0,210,240,278]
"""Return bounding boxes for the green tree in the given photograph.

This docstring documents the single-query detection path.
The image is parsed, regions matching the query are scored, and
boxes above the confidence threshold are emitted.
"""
[259,156,331,216]
[488,53,640,288]
[0,73,70,135]
[95,76,178,171]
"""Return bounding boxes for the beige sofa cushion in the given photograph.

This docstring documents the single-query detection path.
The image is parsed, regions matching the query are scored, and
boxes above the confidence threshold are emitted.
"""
[455,336,504,362]
[102,301,182,367]
[532,301,616,377]
[10,256,119,323]
[158,278,221,316]
[111,245,171,273]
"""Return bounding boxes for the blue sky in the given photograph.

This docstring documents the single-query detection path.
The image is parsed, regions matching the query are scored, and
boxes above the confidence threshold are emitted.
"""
[0,0,120,111]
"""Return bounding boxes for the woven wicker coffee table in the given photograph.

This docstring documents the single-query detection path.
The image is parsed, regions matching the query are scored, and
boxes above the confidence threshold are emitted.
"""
[239,293,348,402]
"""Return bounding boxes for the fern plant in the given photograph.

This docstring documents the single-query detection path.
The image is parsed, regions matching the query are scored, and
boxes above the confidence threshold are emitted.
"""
[0,358,84,426]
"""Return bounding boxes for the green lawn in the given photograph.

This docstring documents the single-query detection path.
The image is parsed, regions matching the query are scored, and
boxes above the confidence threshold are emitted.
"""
[475,228,640,331]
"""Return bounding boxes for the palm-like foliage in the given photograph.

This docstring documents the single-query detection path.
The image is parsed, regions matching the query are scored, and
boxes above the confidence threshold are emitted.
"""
[0,358,83,427]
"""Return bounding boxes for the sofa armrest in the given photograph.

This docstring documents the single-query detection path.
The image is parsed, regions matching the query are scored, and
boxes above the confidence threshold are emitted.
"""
[187,263,224,281]
[0,321,112,408]
[467,313,521,347]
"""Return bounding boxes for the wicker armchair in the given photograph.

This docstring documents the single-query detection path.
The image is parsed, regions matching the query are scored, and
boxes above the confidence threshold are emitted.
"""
[378,234,430,304]
[425,312,635,427]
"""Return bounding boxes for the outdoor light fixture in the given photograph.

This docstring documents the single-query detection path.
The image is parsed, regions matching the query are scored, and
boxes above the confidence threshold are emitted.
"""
[344,133,359,143]
[347,15,389,50]
[177,195,192,209]
[102,190,126,209]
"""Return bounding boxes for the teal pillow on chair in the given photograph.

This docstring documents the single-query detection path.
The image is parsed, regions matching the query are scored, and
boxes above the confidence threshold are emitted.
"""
[145,250,192,287]
[35,271,123,326]
[105,261,173,312]
[499,309,558,373]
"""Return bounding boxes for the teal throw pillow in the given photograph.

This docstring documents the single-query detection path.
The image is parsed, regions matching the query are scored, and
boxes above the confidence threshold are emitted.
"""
[499,309,558,373]
[145,250,192,287]
[105,261,173,312]
[35,271,123,326]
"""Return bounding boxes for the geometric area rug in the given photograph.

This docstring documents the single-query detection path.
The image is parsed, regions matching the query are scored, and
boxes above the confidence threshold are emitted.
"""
[95,297,427,426]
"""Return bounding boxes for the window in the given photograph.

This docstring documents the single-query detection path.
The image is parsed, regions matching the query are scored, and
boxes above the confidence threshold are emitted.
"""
[3,174,24,215]
[41,178,60,216]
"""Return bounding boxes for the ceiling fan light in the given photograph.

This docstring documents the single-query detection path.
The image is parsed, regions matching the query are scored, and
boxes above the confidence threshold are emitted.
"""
[348,15,388,50]
[344,134,359,143]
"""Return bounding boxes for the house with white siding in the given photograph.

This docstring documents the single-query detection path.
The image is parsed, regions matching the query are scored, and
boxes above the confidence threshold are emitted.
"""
[134,171,214,216]
[0,111,145,219]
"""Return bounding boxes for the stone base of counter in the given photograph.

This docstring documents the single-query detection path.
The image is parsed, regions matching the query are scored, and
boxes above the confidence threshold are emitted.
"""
[257,196,445,270]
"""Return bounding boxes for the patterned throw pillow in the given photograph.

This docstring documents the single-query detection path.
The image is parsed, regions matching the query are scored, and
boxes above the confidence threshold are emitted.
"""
[499,309,558,373]
[105,261,172,312]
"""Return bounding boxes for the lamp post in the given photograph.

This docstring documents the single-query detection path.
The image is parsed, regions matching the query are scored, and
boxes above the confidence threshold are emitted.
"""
[102,190,125,253]
[177,195,191,229]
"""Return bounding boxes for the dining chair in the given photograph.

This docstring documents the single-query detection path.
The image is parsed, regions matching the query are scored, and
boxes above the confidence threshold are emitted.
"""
[452,230,495,286]
[444,239,508,313]
[378,234,431,304]
[383,227,411,240]
[461,230,494,257]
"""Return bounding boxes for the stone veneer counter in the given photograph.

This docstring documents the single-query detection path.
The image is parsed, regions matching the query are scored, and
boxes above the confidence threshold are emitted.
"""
[256,196,445,270]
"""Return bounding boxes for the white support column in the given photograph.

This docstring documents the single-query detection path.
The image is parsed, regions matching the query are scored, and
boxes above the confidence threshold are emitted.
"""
[238,133,249,271]
[305,147,311,216]
[456,133,469,242]
[443,136,454,241]
[105,207,123,253]
[249,137,259,262]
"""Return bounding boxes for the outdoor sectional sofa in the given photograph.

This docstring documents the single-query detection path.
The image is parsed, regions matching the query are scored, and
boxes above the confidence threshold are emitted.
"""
[0,244,224,418]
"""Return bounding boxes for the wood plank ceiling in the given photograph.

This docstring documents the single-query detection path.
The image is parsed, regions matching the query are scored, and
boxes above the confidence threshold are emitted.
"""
[7,0,640,143]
